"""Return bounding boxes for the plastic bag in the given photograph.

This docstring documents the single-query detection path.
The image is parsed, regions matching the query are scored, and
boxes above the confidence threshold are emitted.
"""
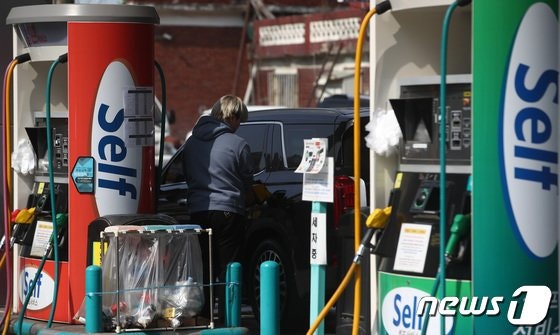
[365,108,402,157]
[11,138,36,175]
[74,229,205,330]
[158,233,205,328]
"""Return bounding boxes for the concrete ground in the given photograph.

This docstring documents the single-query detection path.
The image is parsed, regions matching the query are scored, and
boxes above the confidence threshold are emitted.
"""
[1,306,338,335]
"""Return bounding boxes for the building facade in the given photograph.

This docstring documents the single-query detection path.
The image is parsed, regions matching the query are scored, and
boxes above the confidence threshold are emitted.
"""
[132,0,369,140]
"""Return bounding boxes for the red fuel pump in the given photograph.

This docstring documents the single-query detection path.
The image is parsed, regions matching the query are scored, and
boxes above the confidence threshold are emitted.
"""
[6,4,159,323]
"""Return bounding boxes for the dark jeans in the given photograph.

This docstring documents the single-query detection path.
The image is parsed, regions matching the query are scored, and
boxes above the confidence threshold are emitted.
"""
[191,211,245,322]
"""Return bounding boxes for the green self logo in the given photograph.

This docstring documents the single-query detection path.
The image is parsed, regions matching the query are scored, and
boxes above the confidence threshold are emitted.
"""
[500,2,558,258]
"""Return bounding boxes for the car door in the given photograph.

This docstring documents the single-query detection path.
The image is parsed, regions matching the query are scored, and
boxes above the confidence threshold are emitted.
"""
[237,122,271,184]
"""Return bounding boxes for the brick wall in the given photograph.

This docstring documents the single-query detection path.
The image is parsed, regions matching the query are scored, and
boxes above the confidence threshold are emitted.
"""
[149,2,367,142]
[154,25,249,140]
[298,67,319,107]
[254,69,272,105]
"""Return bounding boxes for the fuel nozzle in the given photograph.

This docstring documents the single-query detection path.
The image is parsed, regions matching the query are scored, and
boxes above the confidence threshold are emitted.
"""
[353,206,392,264]
[445,213,471,264]
[365,206,392,229]
[45,213,68,259]
[0,208,37,251]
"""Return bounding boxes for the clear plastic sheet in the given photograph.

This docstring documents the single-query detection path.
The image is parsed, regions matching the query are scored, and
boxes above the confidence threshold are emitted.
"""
[74,228,205,330]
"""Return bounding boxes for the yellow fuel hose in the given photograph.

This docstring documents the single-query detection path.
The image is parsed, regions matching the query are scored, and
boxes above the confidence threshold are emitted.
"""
[307,3,391,334]
[5,60,16,203]
[1,58,17,335]
[351,7,378,335]
[1,59,18,270]
[307,208,391,335]
[307,263,358,335]
[2,53,30,335]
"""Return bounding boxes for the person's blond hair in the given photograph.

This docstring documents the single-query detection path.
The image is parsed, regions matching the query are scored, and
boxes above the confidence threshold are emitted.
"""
[210,95,248,122]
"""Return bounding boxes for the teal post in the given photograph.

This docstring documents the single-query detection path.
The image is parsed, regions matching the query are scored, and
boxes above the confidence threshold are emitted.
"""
[85,265,102,333]
[260,261,279,335]
[309,201,326,335]
[225,262,242,328]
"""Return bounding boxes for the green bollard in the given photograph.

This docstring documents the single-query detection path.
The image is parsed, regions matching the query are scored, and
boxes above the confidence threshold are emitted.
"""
[85,265,102,333]
[260,261,279,335]
[225,262,242,328]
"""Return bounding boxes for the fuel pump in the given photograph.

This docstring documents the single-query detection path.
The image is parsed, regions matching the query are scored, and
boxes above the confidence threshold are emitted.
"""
[6,4,159,324]
[374,75,473,334]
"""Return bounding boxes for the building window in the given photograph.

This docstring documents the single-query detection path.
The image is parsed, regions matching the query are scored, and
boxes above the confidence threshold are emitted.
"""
[268,71,298,107]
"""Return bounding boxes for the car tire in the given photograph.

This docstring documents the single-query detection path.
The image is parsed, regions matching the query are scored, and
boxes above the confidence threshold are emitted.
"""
[247,238,306,331]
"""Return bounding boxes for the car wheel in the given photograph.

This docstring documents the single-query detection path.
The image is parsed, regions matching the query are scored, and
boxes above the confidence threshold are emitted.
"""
[247,238,305,330]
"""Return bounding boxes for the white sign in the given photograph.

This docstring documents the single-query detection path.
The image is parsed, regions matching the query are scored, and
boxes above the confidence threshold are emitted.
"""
[393,223,432,273]
[296,138,327,174]
[296,138,333,203]
[302,157,333,203]
[29,220,53,257]
[310,211,327,265]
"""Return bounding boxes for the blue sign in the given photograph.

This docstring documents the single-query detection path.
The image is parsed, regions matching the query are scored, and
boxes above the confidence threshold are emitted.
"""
[72,157,95,193]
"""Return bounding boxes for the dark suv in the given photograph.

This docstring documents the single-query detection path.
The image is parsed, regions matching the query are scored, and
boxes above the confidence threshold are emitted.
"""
[157,107,370,329]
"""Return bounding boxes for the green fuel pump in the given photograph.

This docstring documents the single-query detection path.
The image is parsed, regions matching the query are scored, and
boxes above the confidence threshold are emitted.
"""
[376,0,473,333]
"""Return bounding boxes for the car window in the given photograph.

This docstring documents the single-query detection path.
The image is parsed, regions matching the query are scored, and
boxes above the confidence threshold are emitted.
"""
[340,118,370,177]
[237,124,269,172]
[283,125,332,169]
[269,124,285,170]
[162,148,185,184]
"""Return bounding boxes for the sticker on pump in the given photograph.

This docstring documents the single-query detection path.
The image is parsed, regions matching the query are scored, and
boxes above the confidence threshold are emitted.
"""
[501,2,558,259]
[382,286,454,335]
[19,266,55,310]
[92,61,145,215]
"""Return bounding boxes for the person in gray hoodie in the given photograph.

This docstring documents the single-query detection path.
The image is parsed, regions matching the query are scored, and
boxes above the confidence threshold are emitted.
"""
[183,95,254,324]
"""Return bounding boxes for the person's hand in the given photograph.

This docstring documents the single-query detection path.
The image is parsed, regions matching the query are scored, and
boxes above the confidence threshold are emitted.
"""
[252,183,271,204]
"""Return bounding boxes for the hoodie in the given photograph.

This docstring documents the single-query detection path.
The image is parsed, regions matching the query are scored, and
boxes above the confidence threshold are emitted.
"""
[183,115,254,215]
